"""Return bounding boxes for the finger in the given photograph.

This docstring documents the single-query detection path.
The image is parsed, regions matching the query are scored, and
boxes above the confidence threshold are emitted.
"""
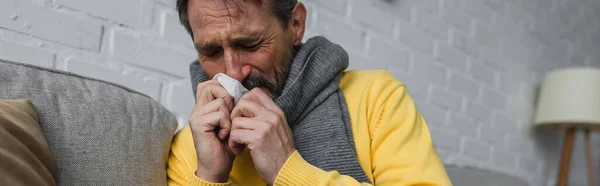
[237,88,265,108]
[195,80,233,107]
[189,111,228,134]
[195,80,218,104]
[228,136,246,156]
[228,129,256,155]
[189,98,233,141]
[217,106,232,141]
[230,98,266,119]
[232,117,259,130]
[230,144,246,156]
[213,110,232,141]
[246,88,282,115]
[192,82,234,119]
[190,98,229,118]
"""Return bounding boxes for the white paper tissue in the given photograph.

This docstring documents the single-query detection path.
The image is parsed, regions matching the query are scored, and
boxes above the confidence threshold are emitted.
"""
[213,73,249,104]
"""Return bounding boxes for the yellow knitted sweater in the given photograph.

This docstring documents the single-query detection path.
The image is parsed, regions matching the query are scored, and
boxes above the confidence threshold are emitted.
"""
[167,70,451,186]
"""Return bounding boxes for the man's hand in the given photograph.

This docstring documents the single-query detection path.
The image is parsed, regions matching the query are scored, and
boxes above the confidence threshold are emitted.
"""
[228,88,296,185]
[189,80,242,183]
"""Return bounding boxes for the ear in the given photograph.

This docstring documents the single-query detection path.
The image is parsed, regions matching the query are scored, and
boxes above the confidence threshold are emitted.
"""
[287,2,307,46]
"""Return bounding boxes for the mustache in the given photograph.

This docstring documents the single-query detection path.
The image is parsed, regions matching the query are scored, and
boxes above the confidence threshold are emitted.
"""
[241,71,278,94]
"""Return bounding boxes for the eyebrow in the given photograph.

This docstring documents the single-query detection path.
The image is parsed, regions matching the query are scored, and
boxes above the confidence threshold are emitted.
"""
[195,41,219,53]
[194,31,264,52]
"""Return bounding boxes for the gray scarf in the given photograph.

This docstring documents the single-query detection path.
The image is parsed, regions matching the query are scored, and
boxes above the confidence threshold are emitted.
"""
[190,36,370,183]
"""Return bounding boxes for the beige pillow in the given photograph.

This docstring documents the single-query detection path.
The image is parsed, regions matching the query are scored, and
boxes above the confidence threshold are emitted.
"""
[0,99,55,186]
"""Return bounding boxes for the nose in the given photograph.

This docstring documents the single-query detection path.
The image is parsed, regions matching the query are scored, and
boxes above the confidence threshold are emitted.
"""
[223,49,251,82]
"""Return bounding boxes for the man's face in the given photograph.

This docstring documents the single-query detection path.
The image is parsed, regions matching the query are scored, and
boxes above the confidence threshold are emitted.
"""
[188,0,298,97]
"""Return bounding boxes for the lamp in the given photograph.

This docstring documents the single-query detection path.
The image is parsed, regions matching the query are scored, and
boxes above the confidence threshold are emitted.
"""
[534,67,600,186]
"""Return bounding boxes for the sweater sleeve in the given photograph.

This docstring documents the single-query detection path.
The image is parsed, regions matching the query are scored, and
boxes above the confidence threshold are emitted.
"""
[167,127,232,186]
[273,72,451,186]
[273,150,372,186]
[189,175,232,186]
[367,77,451,185]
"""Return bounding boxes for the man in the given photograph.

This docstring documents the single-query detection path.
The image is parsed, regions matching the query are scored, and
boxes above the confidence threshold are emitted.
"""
[167,0,451,185]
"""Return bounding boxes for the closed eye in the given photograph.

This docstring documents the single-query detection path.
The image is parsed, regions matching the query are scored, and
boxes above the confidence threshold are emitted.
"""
[232,36,263,52]
[240,43,260,51]
[196,43,222,57]
[202,47,222,57]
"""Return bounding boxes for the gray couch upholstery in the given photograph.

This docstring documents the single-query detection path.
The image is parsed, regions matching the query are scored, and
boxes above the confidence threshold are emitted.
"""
[446,165,530,186]
[0,59,177,185]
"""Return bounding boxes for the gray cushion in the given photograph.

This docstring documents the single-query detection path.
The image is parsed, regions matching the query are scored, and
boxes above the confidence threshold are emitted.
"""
[0,59,177,185]
[446,165,530,186]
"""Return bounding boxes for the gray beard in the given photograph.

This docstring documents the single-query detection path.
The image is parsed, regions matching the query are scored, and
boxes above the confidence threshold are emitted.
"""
[240,43,295,99]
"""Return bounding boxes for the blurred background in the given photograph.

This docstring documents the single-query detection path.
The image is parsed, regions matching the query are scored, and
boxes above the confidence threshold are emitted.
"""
[0,0,599,185]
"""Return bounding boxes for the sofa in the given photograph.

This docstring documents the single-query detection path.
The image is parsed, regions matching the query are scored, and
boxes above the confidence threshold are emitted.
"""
[0,59,530,185]
[0,59,177,185]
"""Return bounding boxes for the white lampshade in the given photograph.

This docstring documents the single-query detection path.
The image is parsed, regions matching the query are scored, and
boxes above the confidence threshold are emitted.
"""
[533,67,600,131]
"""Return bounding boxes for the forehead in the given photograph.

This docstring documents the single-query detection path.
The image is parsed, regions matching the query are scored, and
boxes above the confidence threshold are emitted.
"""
[188,0,274,40]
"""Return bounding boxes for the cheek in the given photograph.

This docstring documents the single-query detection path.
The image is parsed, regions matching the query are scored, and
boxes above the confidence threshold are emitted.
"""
[241,48,278,76]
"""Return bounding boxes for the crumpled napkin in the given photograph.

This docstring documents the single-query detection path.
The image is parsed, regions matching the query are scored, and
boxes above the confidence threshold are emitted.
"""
[213,73,249,104]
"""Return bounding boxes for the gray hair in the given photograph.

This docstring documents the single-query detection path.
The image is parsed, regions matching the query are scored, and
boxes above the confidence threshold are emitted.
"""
[176,0,298,39]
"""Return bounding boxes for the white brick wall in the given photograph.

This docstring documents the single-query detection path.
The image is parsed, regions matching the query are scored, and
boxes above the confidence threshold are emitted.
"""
[0,0,103,51]
[1,0,599,185]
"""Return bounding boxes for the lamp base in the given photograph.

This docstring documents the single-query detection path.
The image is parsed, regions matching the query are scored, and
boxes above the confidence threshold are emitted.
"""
[585,129,595,186]
[556,128,595,186]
